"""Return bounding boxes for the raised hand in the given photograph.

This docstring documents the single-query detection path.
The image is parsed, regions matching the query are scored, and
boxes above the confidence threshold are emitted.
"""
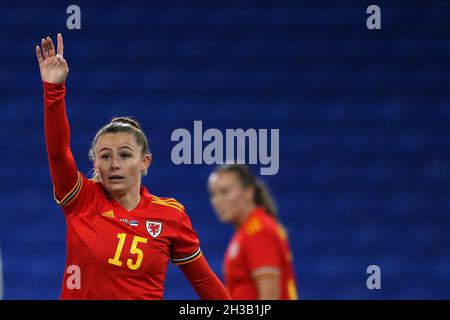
[36,34,69,84]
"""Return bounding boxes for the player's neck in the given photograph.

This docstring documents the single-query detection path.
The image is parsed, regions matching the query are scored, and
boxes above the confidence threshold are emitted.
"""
[109,188,141,212]
[234,203,257,227]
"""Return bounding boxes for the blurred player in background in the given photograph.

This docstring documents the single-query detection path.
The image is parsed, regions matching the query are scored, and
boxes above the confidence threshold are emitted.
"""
[36,34,230,300]
[208,164,298,300]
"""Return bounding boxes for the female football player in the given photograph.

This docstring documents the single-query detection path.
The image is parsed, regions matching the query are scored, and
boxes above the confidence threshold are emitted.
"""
[36,34,230,300]
[208,164,298,300]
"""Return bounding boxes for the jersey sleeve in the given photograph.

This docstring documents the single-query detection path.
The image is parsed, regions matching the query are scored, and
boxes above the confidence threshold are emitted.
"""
[179,254,231,300]
[53,172,94,215]
[170,209,202,266]
[242,229,282,278]
[43,81,93,215]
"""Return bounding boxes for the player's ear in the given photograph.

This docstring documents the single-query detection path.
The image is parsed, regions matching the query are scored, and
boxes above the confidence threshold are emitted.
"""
[139,154,151,177]
[244,185,255,203]
[93,159,98,174]
[142,153,152,170]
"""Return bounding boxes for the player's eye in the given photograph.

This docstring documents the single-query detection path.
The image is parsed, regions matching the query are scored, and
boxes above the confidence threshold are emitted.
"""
[101,154,110,159]
[121,153,131,159]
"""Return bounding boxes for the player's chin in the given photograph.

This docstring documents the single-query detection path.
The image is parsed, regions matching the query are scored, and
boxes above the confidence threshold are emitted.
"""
[106,180,127,192]
[217,212,233,224]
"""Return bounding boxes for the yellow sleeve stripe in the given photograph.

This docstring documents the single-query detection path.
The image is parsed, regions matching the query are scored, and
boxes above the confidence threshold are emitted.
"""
[53,172,82,207]
[151,196,184,212]
[152,199,184,212]
[288,279,298,300]
[151,196,184,208]
[159,199,184,209]
[157,196,181,204]
[277,224,287,241]
[245,217,262,236]
[246,222,254,235]
[172,248,202,265]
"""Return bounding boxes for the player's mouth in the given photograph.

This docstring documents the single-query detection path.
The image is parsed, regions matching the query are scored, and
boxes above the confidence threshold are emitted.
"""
[109,175,125,183]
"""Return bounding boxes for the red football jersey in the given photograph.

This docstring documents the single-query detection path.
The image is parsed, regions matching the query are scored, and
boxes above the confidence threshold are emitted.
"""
[223,207,298,300]
[56,172,202,300]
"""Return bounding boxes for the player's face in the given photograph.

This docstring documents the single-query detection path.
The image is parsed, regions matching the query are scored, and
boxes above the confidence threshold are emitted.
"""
[94,132,150,197]
[208,171,254,224]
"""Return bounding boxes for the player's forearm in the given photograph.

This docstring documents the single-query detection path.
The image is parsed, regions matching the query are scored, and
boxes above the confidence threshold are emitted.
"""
[255,276,281,300]
[43,81,71,158]
[193,273,231,300]
[43,81,79,199]
[180,255,231,300]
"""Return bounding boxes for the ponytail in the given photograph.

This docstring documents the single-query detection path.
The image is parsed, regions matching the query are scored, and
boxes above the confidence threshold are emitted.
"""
[254,178,278,219]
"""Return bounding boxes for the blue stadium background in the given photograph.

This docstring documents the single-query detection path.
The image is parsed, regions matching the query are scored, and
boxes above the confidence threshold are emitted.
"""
[0,0,449,299]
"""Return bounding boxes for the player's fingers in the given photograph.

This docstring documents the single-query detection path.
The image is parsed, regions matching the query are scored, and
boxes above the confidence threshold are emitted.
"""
[56,54,66,65]
[36,45,44,64]
[46,36,56,56]
[57,33,64,58]
[41,38,49,59]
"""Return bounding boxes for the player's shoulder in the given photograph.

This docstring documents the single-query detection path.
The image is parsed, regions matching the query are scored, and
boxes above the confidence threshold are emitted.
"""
[56,172,102,211]
[243,208,278,237]
[83,174,118,203]
[149,194,185,215]
[78,171,102,188]
[85,175,108,195]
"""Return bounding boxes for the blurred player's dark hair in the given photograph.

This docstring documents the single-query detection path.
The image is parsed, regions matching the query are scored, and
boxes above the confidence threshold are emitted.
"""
[213,164,278,219]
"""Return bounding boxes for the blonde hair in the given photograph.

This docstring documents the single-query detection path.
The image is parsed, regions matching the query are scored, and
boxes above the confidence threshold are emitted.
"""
[88,117,150,181]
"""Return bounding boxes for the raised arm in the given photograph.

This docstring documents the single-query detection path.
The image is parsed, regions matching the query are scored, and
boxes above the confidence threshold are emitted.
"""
[36,34,79,202]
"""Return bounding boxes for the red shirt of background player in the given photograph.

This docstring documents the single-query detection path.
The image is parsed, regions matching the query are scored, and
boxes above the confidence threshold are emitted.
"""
[37,34,230,300]
[223,207,298,300]
[208,164,298,300]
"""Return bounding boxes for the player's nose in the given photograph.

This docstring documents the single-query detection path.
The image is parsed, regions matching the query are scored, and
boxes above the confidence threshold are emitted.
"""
[212,197,222,211]
[110,156,121,169]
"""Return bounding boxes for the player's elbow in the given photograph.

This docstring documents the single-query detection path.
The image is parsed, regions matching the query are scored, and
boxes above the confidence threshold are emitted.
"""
[46,145,70,160]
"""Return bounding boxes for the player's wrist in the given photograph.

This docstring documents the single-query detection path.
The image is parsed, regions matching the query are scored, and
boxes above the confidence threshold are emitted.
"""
[43,80,66,92]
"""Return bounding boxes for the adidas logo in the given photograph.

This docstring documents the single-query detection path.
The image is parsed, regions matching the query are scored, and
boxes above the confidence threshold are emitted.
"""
[101,210,115,218]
